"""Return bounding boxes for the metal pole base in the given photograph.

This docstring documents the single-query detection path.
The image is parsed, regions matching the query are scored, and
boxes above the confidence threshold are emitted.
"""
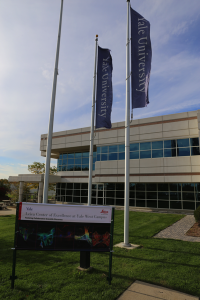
[123,243,131,247]
[79,251,90,269]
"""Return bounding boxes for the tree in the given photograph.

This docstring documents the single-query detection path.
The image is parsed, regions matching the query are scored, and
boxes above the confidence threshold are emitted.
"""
[5,182,30,202]
[0,179,11,201]
[27,162,57,196]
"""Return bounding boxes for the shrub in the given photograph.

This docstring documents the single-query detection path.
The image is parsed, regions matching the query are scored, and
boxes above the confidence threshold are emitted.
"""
[194,205,200,222]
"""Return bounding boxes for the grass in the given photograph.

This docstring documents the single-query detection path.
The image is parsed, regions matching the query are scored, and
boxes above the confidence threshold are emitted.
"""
[1,211,200,299]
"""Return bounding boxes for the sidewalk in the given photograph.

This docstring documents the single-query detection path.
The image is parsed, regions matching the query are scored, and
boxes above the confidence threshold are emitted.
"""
[0,207,16,216]
[117,280,199,300]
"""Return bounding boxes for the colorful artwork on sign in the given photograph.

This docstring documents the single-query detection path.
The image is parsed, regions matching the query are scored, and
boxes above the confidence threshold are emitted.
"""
[37,228,55,248]
[16,221,111,251]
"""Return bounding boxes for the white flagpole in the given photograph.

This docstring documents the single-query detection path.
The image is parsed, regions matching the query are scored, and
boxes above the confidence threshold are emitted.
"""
[88,35,98,206]
[124,0,131,246]
[43,0,64,203]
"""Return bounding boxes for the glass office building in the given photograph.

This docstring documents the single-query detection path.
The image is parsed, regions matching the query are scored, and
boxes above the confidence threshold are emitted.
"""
[39,109,200,211]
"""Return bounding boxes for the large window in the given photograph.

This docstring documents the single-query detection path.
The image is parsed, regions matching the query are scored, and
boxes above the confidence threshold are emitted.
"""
[57,137,199,171]
[96,137,199,162]
[57,152,96,172]
[56,182,199,210]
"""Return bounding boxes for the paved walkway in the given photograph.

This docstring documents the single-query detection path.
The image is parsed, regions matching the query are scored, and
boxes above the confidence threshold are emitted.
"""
[153,215,200,242]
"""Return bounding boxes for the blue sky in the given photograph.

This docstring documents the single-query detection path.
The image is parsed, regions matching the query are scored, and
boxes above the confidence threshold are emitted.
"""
[0,0,200,179]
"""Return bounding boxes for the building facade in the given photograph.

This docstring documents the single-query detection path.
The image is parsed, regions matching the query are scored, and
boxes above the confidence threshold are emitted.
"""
[38,110,200,211]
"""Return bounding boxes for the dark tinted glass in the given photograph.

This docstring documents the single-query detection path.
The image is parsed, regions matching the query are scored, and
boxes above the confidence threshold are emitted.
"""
[61,183,66,189]
[130,183,135,190]
[116,191,124,198]
[97,154,100,161]
[116,199,124,206]
[182,183,194,192]
[97,147,101,154]
[93,152,97,157]
[140,150,151,159]
[158,183,168,191]
[66,189,73,196]
[92,191,96,197]
[62,166,66,171]
[101,146,108,153]
[147,192,157,199]
[136,183,145,190]
[146,183,157,191]
[152,141,163,149]
[158,192,169,200]
[130,152,139,159]
[177,147,190,156]
[81,190,88,196]
[81,183,88,189]
[82,165,89,171]
[182,202,195,210]
[106,191,115,198]
[74,165,81,171]
[190,138,199,147]
[170,201,181,209]
[106,198,114,205]
[82,158,89,164]
[140,142,151,150]
[116,183,124,190]
[119,144,125,152]
[66,196,73,202]
[177,138,189,147]
[82,152,89,157]
[91,197,96,205]
[129,191,135,198]
[63,159,67,165]
[75,158,81,164]
[191,147,200,155]
[182,193,195,201]
[136,191,145,199]
[105,183,115,190]
[164,148,176,157]
[75,153,82,158]
[129,199,135,206]
[109,145,118,152]
[109,153,118,160]
[195,183,200,192]
[158,201,169,208]
[63,154,67,159]
[68,153,74,159]
[146,200,157,208]
[67,183,73,189]
[93,164,95,170]
[73,190,80,196]
[68,158,74,164]
[81,197,88,204]
[170,192,181,200]
[164,140,176,148]
[136,200,145,207]
[74,183,80,189]
[130,143,139,151]
[61,189,65,196]
[92,184,97,189]
[152,150,163,158]
[101,154,108,161]
[170,183,181,191]
[119,152,125,160]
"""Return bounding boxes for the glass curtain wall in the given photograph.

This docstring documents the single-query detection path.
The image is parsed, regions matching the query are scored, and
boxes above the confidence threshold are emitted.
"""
[56,182,200,210]
[57,138,199,172]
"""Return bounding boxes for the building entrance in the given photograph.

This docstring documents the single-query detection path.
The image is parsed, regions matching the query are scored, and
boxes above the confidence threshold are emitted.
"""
[97,184,105,205]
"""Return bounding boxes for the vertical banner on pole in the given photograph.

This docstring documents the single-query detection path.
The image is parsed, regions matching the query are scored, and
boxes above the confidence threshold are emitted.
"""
[96,47,113,129]
[130,7,152,109]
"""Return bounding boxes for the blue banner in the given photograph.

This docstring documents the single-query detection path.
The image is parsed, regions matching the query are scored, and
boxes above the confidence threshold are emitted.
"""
[131,7,152,108]
[96,46,113,129]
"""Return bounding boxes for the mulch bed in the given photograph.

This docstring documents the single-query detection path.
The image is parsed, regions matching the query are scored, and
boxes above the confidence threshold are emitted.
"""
[185,221,200,237]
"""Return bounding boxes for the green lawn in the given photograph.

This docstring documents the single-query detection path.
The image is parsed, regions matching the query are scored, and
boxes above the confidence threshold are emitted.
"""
[1,211,200,299]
